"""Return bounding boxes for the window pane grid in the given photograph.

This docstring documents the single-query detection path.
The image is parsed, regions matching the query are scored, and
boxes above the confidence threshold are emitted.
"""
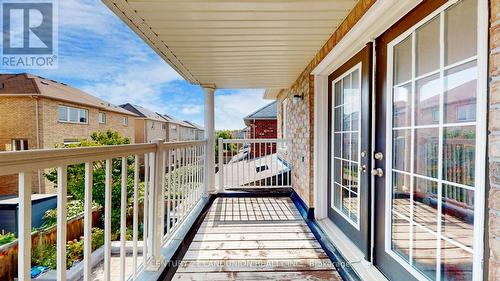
[389,2,477,280]
[332,67,361,227]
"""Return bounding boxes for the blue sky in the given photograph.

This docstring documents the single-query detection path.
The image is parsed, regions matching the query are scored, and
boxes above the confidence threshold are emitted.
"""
[2,0,270,130]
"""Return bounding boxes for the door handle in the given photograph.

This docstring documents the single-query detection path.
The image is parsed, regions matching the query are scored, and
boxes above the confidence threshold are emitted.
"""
[374,152,384,160]
[371,168,384,177]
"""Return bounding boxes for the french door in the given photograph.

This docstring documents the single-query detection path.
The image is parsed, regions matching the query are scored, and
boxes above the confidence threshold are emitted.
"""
[327,45,372,257]
[374,0,485,280]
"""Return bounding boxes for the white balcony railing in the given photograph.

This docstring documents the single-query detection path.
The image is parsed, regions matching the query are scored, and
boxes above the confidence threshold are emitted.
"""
[217,138,292,190]
[0,139,206,281]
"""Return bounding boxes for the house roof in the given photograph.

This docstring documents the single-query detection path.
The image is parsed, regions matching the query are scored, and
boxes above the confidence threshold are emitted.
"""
[244,101,277,121]
[162,114,184,125]
[119,103,166,122]
[0,73,137,116]
[183,120,204,130]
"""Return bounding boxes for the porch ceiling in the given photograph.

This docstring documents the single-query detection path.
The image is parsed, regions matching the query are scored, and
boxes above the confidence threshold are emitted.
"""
[102,0,357,89]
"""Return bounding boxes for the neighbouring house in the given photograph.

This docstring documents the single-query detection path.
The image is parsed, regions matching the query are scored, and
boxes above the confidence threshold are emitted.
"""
[244,101,277,158]
[119,103,167,144]
[179,120,198,141]
[243,101,277,139]
[183,120,205,140]
[162,114,182,142]
[0,73,136,195]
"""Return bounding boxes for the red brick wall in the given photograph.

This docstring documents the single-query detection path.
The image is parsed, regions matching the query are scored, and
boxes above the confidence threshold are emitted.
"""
[247,119,277,158]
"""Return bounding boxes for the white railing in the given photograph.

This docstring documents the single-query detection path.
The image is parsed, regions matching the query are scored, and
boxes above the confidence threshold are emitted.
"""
[0,139,206,281]
[217,138,292,190]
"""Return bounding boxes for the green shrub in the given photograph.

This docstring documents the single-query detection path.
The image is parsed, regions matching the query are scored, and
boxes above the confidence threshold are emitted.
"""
[0,231,15,246]
[39,200,100,230]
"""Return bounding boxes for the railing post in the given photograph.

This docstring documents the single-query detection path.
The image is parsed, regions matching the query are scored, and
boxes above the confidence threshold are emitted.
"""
[18,172,32,281]
[146,139,165,271]
[218,138,224,191]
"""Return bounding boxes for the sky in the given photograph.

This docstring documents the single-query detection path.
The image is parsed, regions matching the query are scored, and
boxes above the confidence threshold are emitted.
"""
[2,0,271,130]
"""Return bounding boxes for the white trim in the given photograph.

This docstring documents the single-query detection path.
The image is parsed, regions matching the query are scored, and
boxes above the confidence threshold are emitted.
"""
[312,0,422,76]
[318,218,388,281]
[313,75,329,219]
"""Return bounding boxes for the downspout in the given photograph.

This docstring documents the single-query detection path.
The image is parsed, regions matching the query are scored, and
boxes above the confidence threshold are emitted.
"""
[34,96,42,193]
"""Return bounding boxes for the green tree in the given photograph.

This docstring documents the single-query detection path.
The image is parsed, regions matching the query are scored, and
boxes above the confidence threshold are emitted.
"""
[215,130,237,163]
[45,130,135,232]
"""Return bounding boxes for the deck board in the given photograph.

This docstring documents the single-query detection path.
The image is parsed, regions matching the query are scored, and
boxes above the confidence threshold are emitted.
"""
[173,197,341,280]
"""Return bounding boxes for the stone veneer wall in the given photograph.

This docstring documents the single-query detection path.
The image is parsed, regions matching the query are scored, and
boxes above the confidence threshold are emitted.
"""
[277,0,377,208]
[488,0,500,279]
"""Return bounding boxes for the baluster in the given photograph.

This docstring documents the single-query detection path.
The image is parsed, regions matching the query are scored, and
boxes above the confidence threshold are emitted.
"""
[83,163,93,281]
[104,159,112,281]
[57,166,68,281]
[132,155,139,278]
[120,157,127,281]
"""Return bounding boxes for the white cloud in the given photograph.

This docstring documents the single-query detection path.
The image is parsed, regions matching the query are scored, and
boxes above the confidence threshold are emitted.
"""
[215,89,269,130]
[181,104,203,115]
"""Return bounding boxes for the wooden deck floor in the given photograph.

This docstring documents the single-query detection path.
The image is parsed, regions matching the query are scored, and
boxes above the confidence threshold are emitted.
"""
[173,197,341,281]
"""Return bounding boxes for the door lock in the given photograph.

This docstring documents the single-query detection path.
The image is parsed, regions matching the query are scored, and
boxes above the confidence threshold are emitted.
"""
[374,152,384,161]
[371,168,384,177]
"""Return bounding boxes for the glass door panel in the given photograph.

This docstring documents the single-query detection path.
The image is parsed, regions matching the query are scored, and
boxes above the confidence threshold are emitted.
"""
[384,0,479,280]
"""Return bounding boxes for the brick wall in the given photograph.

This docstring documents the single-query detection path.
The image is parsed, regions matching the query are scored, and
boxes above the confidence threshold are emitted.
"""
[0,97,39,195]
[278,0,376,208]
[39,98,135,149]
[488,0,500,279]
[0,97,136,195]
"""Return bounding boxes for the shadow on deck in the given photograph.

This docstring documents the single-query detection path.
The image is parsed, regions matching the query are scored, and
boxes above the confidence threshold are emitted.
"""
[166,196,342,280]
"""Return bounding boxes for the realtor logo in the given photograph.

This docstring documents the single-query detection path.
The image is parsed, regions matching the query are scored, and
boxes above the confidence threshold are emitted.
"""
[1,0,58,69]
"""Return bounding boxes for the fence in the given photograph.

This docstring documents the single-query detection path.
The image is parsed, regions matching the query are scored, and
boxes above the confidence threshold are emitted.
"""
[0,139,206,281]
[217,138,291,190]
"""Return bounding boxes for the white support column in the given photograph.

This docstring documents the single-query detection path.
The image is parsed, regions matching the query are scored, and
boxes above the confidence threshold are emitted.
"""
[18,172,32,281]
[203,84,216,194]
[313,75,329,219]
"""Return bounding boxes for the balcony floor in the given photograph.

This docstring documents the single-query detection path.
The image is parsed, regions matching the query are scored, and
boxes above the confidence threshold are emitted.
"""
[173,197,341,280]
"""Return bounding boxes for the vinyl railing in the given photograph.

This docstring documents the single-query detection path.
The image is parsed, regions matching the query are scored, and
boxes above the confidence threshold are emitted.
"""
[0,139,206,281]
[217,138,291,190]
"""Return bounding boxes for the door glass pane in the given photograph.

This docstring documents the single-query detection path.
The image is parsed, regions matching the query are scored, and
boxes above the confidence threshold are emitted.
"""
[413,226,437,280]
[393,129,411,172]
[394,36,412,84]
[414,128,439,178]
[388,1,479,280]
[334,81,343,106]
[392,172,411,218]
[415,73,440,125]
[393,83,411,128]
[442,184,474,248]
[416,16,440,76]
[413,178,438,231]
[334,184,341,209]
[444,60,477,124]
[443,126,475,186]
[441,239,473,281]
[331,67,361,226]
[392,213,410,261]
[445,0,477,66]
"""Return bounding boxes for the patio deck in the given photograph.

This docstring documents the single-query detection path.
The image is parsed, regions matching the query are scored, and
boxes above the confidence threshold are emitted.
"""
[172,197,341,280]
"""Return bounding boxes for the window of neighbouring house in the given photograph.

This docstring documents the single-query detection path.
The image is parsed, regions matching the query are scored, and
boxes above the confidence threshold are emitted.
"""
[58,105,88,124]
[63,139,80,146]
[456,103,476,122]
[123,116,129,126]
[12,139,28,151]
[99,112,106,124]
[162,123,166,130]
[151,122,155,129]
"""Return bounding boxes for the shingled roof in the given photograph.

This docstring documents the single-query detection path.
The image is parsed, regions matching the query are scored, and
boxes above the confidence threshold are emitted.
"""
[243,101,277,121]
[0,73,136,116]
[120,103,166,122]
